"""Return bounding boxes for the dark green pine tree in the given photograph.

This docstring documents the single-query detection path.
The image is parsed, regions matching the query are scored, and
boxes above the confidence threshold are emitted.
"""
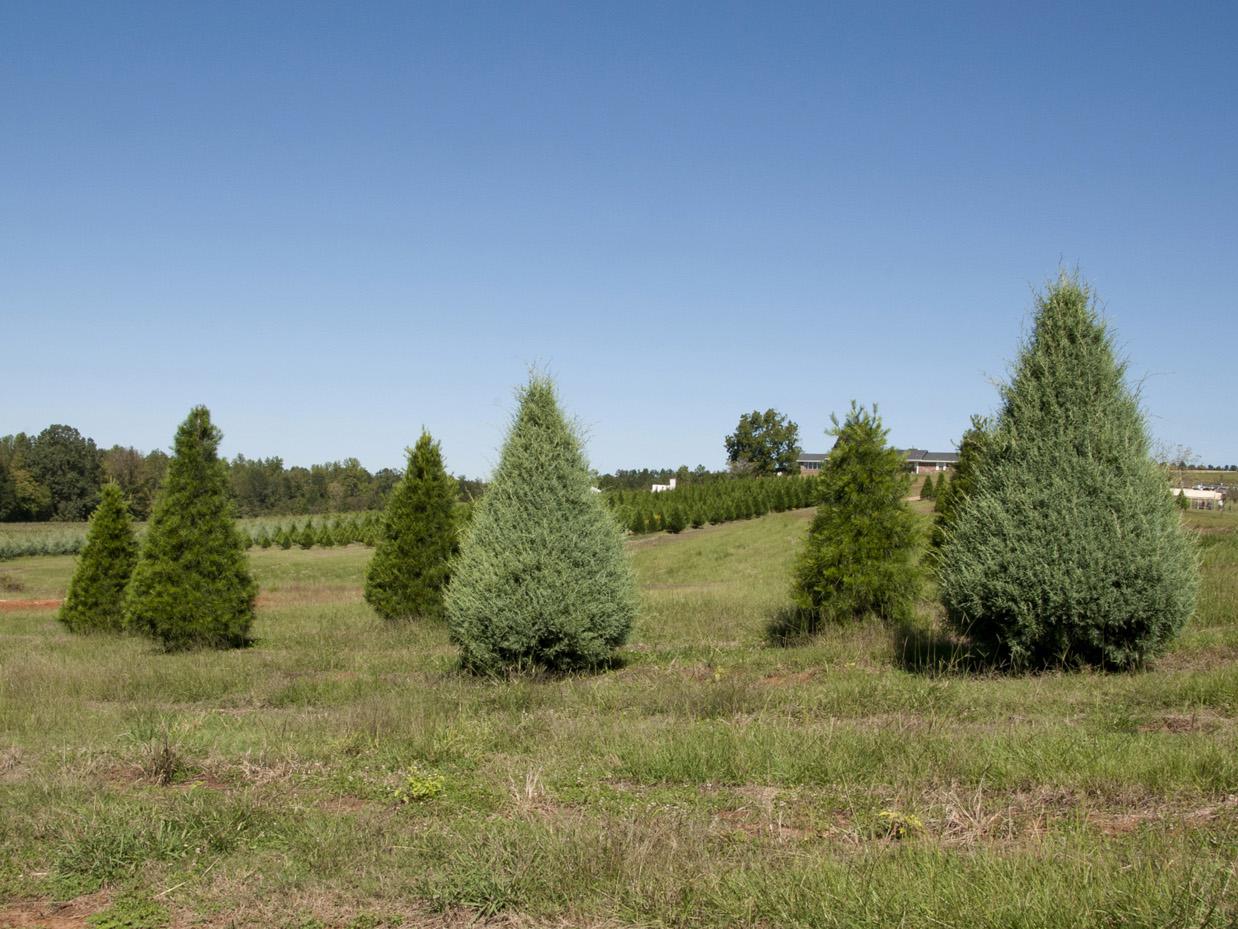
[793,403,922,625]
[938,274,1198,669]
[666,505,687,534]
[364,431,459,622]
[59,482,139,634]
[445,375,637,674]
[297,519,316,550]
[125,407,257,650]
[920,473,936,500]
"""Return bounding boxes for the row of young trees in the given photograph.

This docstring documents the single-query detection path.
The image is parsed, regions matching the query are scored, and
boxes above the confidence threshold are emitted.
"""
[56,274,1201,672]
[606,475,818,535]
[792,273,1199,669]
[61,408,257,648]
[61,376,637,672]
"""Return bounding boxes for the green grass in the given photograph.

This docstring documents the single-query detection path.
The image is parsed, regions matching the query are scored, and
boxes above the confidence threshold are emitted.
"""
[1,509,1235,927]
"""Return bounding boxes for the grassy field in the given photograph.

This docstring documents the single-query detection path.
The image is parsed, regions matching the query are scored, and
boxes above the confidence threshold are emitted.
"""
[1,509,1236,927]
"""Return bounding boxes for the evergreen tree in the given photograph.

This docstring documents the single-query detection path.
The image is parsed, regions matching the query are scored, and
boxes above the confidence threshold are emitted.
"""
[794,403,921,625]
[932,419,992,555]
[364,431,459,622]
[666,505,687,533]
[920,473,936,500]
[59,482,138,634]
[298,519,316,549]
[938,274,1198,669]
[445,375,637,674]
[628,509,646,534]
[256,526,272,549]
[277,527,293,550]
[125,407,257,650]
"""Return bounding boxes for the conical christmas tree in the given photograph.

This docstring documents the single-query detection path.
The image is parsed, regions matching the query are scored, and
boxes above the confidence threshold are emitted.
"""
[59,482,139,634]
[445,375,637,673]
[938,274,1198,668]
[125,406,257,650]
[364,431,459,621]
[794,403,921,625]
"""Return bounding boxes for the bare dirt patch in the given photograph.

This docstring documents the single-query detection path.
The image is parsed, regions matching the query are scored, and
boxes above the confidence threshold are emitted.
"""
[0,891,110,928]
[0,599,61,612]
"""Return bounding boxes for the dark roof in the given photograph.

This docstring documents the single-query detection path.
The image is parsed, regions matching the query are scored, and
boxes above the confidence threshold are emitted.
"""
[901,449,960,463]
[796,452,828,463]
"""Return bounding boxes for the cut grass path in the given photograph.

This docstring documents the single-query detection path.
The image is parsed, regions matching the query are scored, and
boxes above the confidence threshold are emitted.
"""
[1,508,1236,927]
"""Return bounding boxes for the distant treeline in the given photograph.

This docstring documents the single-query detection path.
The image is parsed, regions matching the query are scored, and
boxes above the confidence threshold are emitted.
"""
[0,425,486,522]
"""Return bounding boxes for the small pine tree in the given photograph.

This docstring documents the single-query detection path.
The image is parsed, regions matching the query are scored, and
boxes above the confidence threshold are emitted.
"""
[1175,489,1190,511]
[125,407,257,650]
[256,526,272,549]
[793,403,921,625]
[59,482,138,634]
[920,473,936,500]
[628,509,646,534]
[666,506,687,533]
[298,519,316,550]
[364,431,459,622]
[277,527,293,550]
[938,274,1199,669]
[445,375,637,674]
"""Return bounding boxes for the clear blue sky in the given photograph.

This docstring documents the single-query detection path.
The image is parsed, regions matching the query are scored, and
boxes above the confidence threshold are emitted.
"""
[3,2,1236,475]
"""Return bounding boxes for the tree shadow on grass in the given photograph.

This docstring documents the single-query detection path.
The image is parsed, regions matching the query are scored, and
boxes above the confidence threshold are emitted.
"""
[764,606,827,648]
[891,619,1000,675]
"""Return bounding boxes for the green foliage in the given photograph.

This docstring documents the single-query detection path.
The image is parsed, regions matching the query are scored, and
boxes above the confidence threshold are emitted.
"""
[931,417,991,549]
[86,892,170,929]
[920,473,936,500]
[364,432,459,622]
[58,483,138,634]
[1176,490,1190,511]
[26,424,103,521]
[446,375,637,674]
[793,403,921,625]
[938,274,1199,669]
[665,506,687,534]
[297,519,317,550]
[724,409,801,476]
[393,762,446,803]
[124,407,257,650]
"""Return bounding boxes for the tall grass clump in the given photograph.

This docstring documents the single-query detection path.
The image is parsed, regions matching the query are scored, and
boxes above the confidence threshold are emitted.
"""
[365,431,459,621]
[793,403,921,625]
[125,406,257,650]
[445,375,637,674]
[938,273,1198,669]
[58,482,138,634]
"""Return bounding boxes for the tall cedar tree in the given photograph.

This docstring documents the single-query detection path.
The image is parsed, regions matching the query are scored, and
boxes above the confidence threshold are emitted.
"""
[59,482,138,634]
[125,407,257,650]
[938,274,1198,668]
[445,376,637,674]
[794,404,921,624]
[365,431,459,621]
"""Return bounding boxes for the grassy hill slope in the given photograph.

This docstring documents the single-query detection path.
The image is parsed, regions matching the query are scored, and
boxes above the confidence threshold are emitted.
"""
[1,509,1235,927]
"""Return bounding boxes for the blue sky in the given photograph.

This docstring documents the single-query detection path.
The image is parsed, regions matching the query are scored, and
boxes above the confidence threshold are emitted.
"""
[3,2,1236,475]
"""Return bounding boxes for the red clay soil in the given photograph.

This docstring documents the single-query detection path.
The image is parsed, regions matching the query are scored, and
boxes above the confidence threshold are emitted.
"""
[0,891,109,928]
[0,599,61,612]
